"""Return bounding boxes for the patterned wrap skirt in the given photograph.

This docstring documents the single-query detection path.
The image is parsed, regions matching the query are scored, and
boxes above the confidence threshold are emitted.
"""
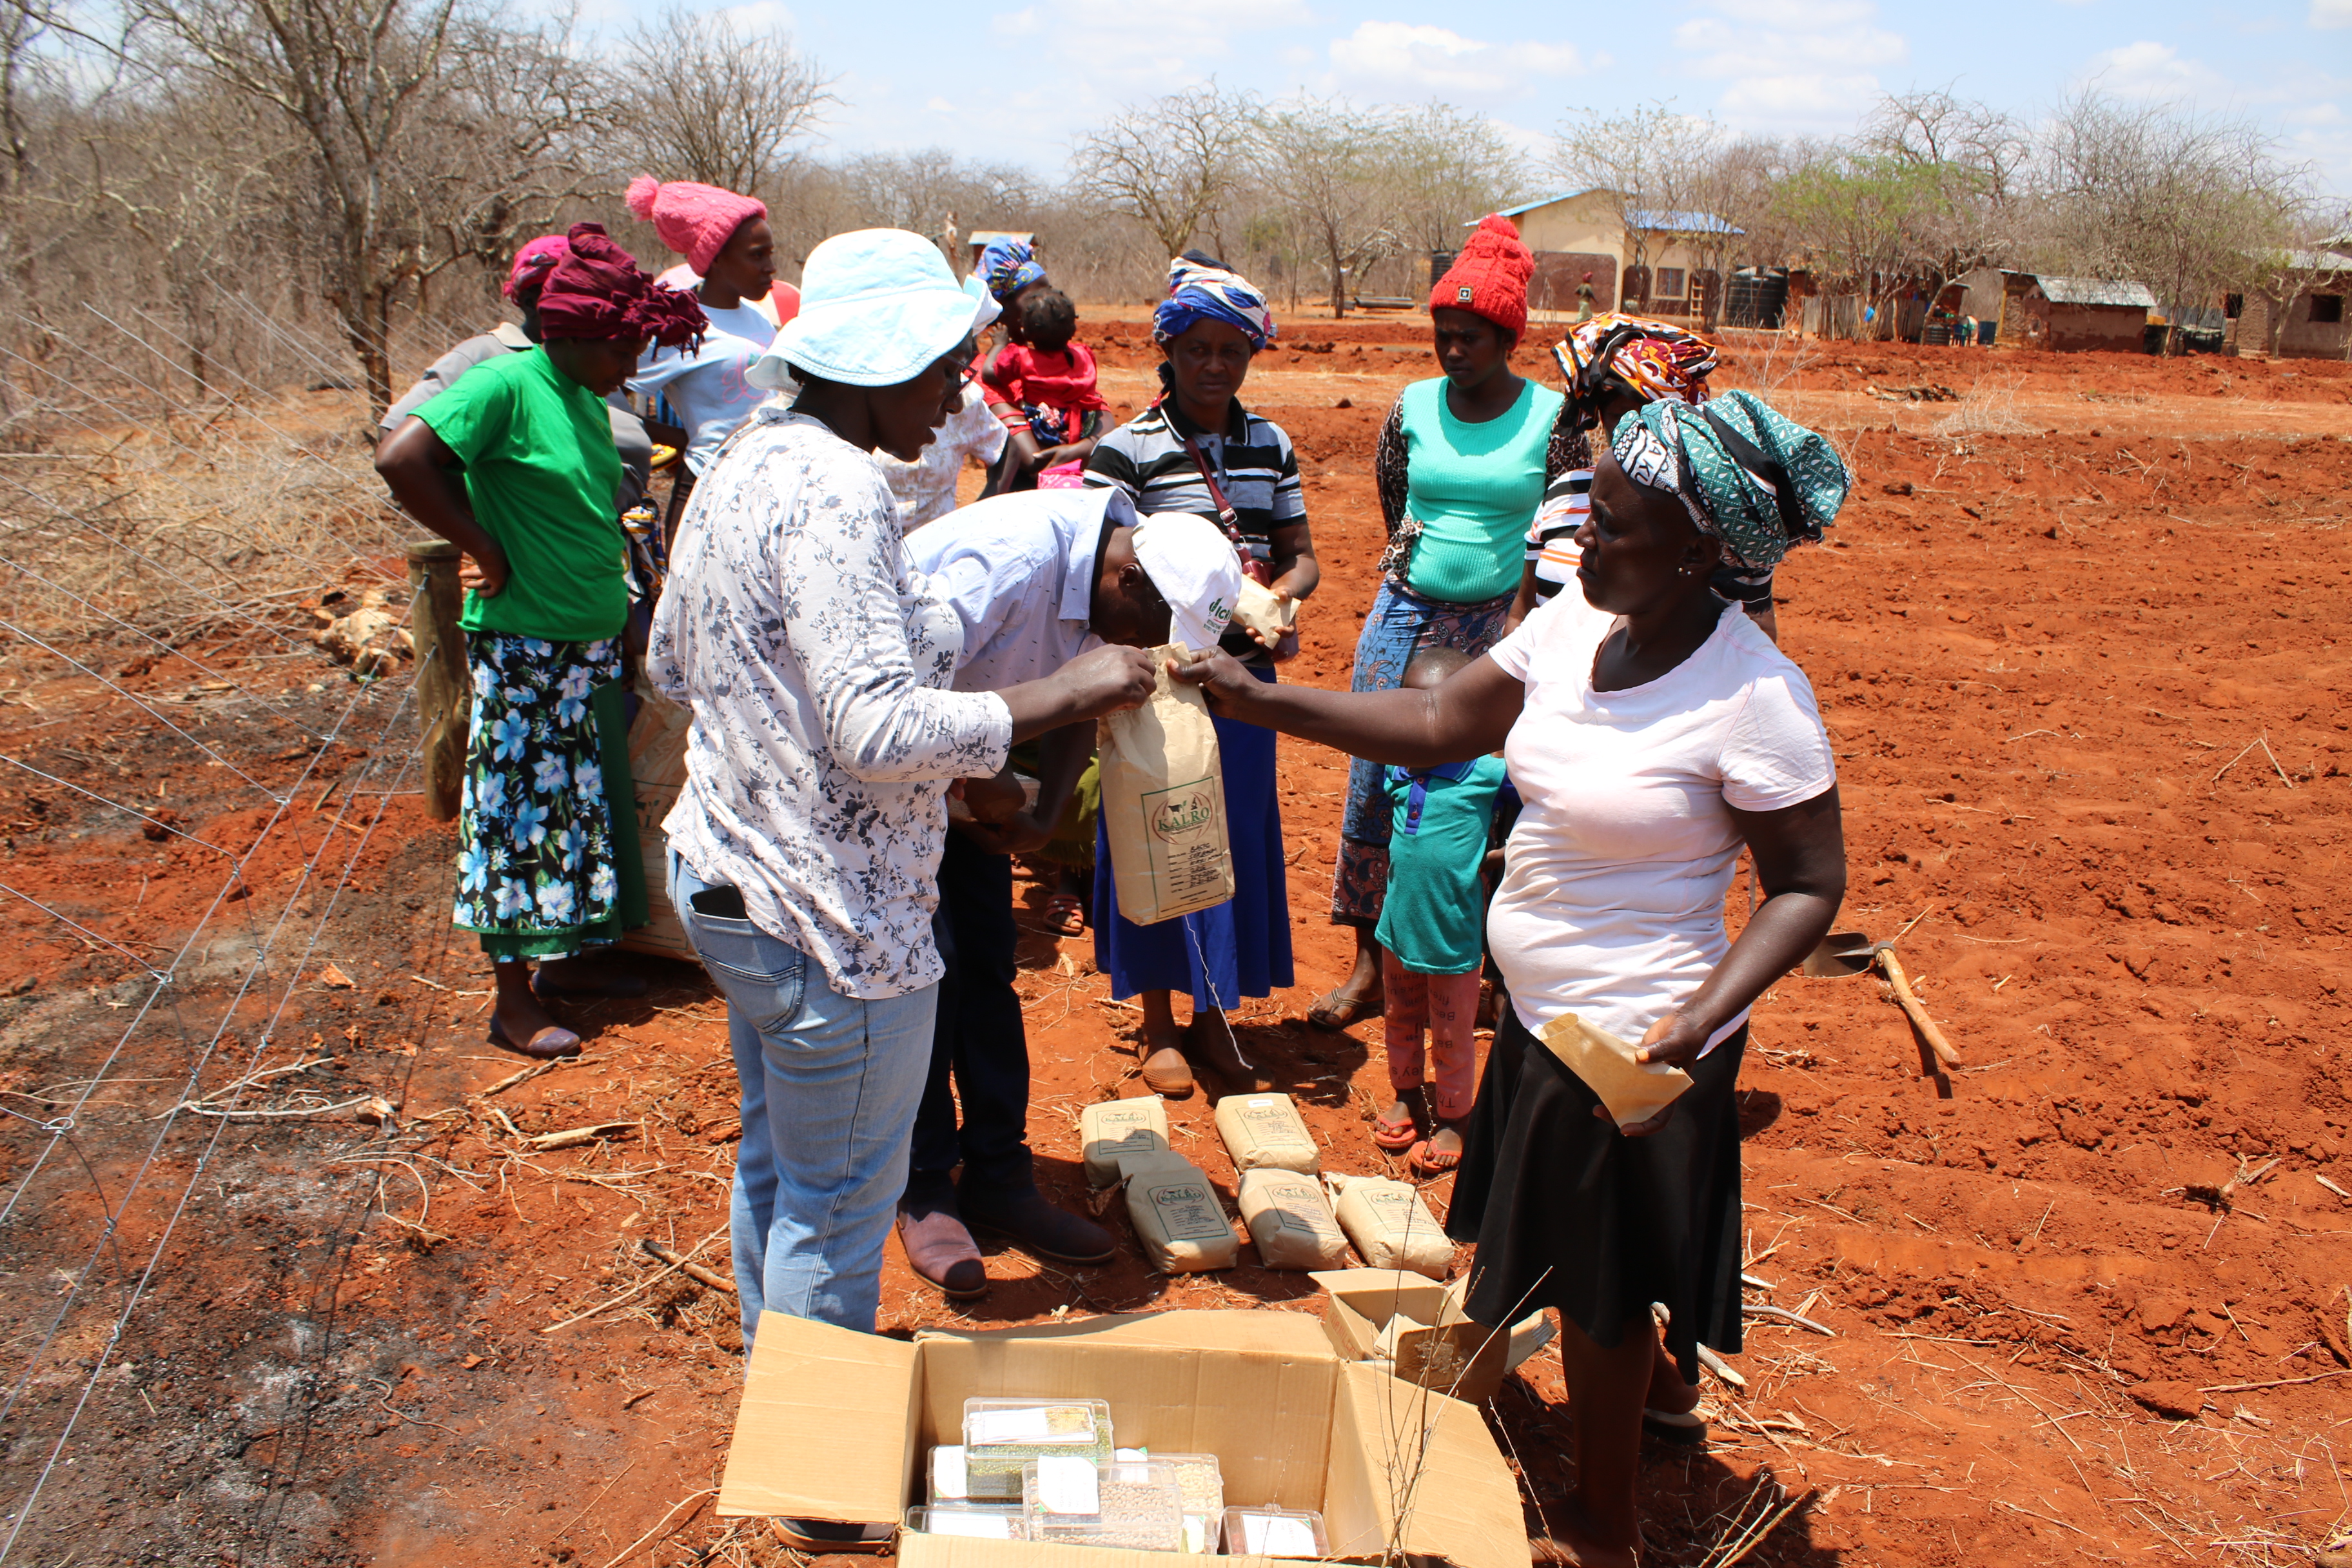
[1329,580,1516,926]
[451,633,642,961]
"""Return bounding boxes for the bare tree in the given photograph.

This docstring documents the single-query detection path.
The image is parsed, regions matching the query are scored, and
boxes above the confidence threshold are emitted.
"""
[1070,84,1253,263]
[1860,89,2028,315]
[1384,103,1529,254]
[2041,91,2302,353]
[612,4,830,198]
[1250,98,1404,318]
[1552,103,1726,299]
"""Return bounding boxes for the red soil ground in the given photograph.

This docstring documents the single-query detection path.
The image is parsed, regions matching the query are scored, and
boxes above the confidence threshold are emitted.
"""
[1,327,2348,1568]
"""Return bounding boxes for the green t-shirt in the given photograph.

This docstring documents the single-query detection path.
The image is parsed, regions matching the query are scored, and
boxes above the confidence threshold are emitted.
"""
[1399,377,1563,604]
[416,346,628,643]
[1373,754,1510,975]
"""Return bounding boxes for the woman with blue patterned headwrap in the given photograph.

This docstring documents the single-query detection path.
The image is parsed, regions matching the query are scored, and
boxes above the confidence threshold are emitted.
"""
[1079,252,1317,1099]
[1169,389,1852,1567]
[976,235,1049,307]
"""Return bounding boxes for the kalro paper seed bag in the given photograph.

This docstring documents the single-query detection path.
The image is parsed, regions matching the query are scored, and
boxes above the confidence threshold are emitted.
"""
[1097,643,1233,925]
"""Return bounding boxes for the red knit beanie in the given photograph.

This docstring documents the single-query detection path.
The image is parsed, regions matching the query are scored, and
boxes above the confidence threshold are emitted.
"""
[1430,213,1533,338]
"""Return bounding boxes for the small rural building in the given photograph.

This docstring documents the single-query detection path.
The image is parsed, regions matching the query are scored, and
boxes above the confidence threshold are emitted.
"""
[1952,268,2155,349]
[1481,190,1742,320]
[2233,250,2351,360]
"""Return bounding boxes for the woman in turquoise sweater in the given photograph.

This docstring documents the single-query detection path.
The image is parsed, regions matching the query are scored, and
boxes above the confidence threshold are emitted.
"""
[1315,215,1582,1041]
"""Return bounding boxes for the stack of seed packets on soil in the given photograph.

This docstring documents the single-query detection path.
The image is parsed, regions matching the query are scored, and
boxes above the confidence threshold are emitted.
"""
[905,1398,1327,1556]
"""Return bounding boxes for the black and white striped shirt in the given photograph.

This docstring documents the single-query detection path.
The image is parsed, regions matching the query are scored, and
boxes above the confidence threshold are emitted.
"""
[1083,397,1305,567]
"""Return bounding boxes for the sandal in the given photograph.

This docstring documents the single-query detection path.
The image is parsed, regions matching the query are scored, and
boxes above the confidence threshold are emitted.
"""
[1407,1138,1462,1175]
[1306,984,1382,1030]
[1371,1107,1420,1151]
[1043,892,1087,937]
[487,1015,582,1061]
[1642,1405,1707,1446]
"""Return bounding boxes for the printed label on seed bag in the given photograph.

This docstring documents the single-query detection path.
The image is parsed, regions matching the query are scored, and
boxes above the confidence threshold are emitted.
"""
[1152,1181,1231,1240]
[1141,776,1228,908]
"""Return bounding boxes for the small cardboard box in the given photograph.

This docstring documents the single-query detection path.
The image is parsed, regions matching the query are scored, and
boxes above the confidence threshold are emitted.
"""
[1310,1269,1511,1406]
[718,1308,1527,1568]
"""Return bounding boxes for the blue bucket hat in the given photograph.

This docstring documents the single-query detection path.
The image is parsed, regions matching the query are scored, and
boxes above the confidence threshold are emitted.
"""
[750,229,998,391]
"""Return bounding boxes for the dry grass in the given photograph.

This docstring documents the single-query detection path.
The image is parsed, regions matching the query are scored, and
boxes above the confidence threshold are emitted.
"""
[1930,372,2042,438]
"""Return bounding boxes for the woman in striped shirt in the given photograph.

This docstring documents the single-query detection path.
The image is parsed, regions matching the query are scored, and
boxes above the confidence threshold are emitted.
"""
[1082,254,1317,1097]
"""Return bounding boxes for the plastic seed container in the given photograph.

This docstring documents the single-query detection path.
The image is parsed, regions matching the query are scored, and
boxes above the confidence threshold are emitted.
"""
[1153,1452,1225,1553]
[1023,1455,1184,1551]
[931,1444,1023,1504]
[903,1504,1031,1541]
[961,1397,1113,1498]
[1220,1505,1330,1558]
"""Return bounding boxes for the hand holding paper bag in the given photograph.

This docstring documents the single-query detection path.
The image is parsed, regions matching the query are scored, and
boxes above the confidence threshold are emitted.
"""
[1537,1010,1694,1132]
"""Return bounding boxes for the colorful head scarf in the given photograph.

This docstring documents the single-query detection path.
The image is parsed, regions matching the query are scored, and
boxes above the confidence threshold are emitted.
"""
[1555,312,1719,430]
[534,224,708,349]
[1153,254,1276,350]
[504,234,569,302]
[1610,390,1849,572]
[978,236,1048,304]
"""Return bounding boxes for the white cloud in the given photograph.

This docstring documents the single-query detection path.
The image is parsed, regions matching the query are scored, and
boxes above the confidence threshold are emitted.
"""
[2079,40,2234,99]
[1326,21,1583,100]
[988,0,1313,84]
[2313,0,2352,26]
[1671,1,1908,131]
[720,0,800,34]
[926,96,956,113]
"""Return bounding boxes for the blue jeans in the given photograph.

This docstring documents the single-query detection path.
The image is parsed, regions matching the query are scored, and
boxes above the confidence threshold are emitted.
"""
[667,853,937,1341]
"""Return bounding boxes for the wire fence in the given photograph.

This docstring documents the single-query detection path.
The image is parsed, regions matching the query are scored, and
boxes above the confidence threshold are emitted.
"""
[0,302,467,1562]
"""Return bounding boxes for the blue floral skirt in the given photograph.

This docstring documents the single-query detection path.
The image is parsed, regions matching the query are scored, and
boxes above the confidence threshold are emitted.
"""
[452,633,640,961]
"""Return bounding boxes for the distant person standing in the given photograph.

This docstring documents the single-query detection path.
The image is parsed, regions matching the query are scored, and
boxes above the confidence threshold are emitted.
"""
[623,175,781,538]
[379,234,654,516]
[1576,271,1597,322]
[375,225,707,1059]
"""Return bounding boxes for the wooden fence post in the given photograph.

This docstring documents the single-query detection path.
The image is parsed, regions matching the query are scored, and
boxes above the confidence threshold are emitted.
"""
[406,540,467,822]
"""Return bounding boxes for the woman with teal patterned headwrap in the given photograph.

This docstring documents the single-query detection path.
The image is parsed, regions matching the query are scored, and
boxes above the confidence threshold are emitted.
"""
[1165,387,1854,1568]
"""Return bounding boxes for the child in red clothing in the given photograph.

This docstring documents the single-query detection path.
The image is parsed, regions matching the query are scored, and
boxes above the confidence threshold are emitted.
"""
[982,287,1109,491]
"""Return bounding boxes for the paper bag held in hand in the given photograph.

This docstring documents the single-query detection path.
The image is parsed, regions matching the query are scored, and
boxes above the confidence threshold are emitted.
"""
[1231,579,1296,644]
[1538,1010,1694,1129]
[1097,643,1233,926]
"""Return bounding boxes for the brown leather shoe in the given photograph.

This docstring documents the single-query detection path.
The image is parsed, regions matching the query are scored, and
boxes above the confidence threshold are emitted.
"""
[1140,1045,1195,1098]
[896,1200,986,1298]
[961,1188,1115,1266]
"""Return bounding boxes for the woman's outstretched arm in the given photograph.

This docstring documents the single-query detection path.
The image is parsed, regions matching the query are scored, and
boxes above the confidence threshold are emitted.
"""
[1173,647,1524,767]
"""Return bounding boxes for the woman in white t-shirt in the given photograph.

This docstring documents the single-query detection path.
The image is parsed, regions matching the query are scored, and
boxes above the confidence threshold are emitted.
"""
[1179,388,1851,1568]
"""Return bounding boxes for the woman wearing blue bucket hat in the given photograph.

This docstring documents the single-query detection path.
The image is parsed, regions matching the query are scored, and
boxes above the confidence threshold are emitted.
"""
[649,231,1157,1407]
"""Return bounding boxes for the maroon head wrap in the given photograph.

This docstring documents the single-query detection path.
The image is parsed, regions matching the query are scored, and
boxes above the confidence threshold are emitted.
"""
[534,223,707,349]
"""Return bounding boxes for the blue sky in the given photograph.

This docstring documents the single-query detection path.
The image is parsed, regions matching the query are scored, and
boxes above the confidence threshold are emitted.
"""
[649,0,2349,196]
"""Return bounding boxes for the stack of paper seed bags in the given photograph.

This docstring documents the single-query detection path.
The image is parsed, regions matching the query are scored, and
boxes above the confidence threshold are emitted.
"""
[913,1394,1326,1556]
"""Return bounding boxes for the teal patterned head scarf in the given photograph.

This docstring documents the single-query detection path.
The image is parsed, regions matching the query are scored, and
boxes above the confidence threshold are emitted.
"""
[1610,389,1850,571]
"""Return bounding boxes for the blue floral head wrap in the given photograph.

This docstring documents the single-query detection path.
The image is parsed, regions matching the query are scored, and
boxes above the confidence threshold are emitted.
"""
[1610,389,1850,571]
[1153,254,1276,350]
[977,236,1046,304]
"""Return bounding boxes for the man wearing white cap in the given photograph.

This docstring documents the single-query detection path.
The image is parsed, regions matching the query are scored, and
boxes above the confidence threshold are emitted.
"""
[896,490,1240,1298]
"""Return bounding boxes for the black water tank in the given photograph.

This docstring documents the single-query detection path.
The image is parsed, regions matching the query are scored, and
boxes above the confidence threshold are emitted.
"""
[1725,268,1788,328]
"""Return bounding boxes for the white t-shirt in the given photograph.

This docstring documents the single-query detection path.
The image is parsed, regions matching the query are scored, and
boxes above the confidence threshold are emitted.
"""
[877,380,1010,531]
[629,300,778,476]
[1485,593,1836,1054]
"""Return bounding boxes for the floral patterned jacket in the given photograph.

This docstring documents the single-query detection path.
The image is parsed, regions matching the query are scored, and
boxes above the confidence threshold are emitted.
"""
[649,409,1012,999]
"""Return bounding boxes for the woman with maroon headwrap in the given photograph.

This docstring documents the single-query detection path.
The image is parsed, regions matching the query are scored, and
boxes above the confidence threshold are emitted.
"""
[377,223,707,1059]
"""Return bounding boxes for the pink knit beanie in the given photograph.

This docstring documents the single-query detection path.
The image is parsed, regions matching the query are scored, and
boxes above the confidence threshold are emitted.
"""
[625,175,768,277]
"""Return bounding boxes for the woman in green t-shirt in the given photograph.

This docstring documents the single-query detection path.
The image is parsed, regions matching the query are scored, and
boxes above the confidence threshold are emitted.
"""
[1315,215,1581,1044]
[376,224,707,1059]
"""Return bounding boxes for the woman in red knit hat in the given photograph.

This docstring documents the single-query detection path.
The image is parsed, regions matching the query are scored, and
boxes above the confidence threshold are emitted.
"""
[1315,217,1587,1157]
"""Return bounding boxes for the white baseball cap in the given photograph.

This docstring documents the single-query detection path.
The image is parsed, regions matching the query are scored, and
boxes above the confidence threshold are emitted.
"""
[1131,511,1244,654]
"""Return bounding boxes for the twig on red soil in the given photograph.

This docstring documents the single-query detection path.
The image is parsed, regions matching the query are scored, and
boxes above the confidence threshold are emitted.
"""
[1698,1344,1748,1389]
[153,1054,336,1116]
[595,1487,717,1568]
[643,1237,733,1294]
[545,1458,638,1547]
[2197,1369,2352,1395]
[1995,1498,2094,1538]
[477,1054,600,1099]
[527,1121,637,1152]
[1748,1303,1836,1337]
[542,1224,727,1335]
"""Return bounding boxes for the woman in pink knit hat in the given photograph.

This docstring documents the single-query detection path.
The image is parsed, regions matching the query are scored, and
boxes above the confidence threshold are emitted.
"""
[624,175,783,538]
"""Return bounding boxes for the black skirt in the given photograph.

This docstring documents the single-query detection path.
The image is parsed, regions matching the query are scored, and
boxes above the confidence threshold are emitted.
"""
[1446,1010,1747,1385]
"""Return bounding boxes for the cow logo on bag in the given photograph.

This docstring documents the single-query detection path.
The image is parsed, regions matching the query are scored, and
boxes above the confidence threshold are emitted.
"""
[1150,787,1217,843]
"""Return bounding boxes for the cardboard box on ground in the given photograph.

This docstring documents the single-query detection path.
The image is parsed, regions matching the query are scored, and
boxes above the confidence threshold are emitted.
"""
[1310,1269,1554,1407]
[718,1309,1529,1568]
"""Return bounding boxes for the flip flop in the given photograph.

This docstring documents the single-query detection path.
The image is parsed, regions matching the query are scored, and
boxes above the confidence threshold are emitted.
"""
[487,1016,582,1061]
[529,970,647,1002]
[1371,1110,1420,1151]
[1407,1137,1462,1175]
[1642,1406,1707,1446]
[1306,985,1382,1030]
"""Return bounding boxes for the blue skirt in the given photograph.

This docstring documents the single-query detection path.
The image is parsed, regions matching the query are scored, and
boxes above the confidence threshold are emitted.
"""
[1094,664,1293,1012]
